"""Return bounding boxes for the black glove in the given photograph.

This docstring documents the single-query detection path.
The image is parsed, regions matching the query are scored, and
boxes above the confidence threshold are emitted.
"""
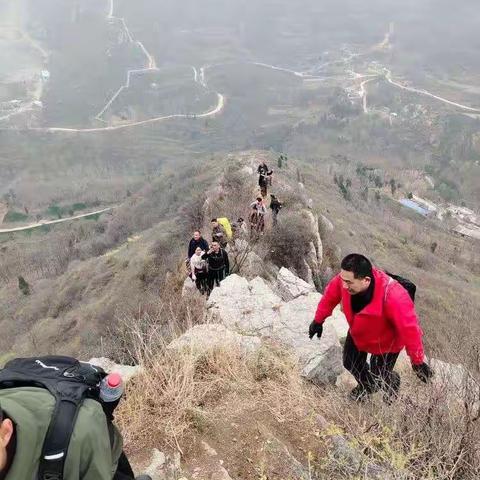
[412,362,434,383]
[309,321,323,339]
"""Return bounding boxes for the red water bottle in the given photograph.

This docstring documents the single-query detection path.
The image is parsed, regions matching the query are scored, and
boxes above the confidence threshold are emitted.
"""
[100,373,124,403]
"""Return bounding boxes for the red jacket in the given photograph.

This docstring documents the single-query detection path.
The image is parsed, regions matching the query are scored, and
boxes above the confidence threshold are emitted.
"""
[314,268,424,364]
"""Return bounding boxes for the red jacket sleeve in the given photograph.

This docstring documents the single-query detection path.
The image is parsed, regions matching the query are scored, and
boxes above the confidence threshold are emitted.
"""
[385,283,424,365]
[314,275,342,324]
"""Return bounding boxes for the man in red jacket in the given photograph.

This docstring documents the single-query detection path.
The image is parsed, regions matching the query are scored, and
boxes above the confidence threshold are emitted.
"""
[309,253,433,402]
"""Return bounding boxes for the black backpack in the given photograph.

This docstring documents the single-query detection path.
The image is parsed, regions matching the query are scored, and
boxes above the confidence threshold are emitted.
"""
[386,272,416,302]
[0,355,132,480]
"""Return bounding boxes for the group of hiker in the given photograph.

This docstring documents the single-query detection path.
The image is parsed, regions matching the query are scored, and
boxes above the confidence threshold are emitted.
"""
[0,152,437,480]
[249,160,282,233]
[185,160,283,295]
[187,226,230,295]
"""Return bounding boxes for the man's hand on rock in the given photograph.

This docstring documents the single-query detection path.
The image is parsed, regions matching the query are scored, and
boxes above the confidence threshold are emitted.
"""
[412,362,434,383]
[309,321,323,340]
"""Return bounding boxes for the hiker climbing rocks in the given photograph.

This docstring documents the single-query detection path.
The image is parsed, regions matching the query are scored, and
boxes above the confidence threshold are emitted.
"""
[190,247,208,295]
[309,254,433,402]
[202,241,230,290]
[211,219,228,247]
[258,161,273,197]
[0,356,151,480]
[188,230,209,259]
[232,217,248,238]
[250,197,267,234]
[269,194,282,226]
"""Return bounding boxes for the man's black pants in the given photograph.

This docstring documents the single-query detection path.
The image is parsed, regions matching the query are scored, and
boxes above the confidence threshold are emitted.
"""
[208,268,225,290]
[343,333,400,394]
[194,270,208,293]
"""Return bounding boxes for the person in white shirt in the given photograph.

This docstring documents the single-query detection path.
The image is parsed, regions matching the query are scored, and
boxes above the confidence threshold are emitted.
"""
[249,197,267,233]
[190,247,208,294]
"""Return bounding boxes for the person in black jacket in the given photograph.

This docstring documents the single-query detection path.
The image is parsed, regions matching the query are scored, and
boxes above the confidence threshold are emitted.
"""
[187,230,209,259]
[202,241,230,290]
[257,162,273,197]
[270,194,282,226]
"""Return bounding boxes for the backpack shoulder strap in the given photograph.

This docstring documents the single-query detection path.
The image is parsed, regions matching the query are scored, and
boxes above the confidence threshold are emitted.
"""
[38,383,88,480]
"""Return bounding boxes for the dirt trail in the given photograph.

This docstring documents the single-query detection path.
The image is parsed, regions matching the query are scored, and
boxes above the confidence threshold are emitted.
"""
[0,207,113,234]
[385,70,480,113]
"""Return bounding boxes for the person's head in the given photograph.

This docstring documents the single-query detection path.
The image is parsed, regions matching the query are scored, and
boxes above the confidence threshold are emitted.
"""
[256,197,262,203]
[0,407,14,472]
[193,230,201,240]
[270,194,276,199]
[211,218,218,228]
[211,241,220,252]
[237,217,244,224]
[195,247,203,256]
[340,254,373,295]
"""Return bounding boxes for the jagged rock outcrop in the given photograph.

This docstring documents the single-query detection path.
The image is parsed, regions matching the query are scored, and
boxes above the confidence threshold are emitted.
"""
[276,266,315,301]
[205,273,344,384]
[302,210,323,283]
[319,213,334,232]
[167,324,261,355]
[140,448,183,480]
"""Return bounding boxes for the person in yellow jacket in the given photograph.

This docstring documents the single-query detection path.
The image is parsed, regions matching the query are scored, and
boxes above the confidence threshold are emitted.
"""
[211,218,228,247]
[0,388,150,480]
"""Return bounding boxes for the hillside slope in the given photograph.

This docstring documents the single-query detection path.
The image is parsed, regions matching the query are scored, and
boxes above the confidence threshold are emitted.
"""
[2,150,479,366]
[1,153,479,477]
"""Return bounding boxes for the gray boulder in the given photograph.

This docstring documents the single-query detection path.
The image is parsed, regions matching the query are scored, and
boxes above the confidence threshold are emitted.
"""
[206,274,343,384]
[276,267,315,301]
[430,358,480,407]
[138,449,182,480]
[303,210,323,274]
[320,213,334,232]
[327,306,349,341]
[167,324,261,355]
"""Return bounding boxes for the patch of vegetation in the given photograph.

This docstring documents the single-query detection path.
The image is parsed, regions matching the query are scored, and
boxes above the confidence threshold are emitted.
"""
[46,202,89,219]
[18,276,31,295]
[4,211,29,223]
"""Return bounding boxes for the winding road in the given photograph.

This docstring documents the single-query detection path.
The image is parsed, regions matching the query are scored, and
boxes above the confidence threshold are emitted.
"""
[384,70,480,113]
[1,0,225,133]
[94,0,158,122]
[0,207,113,234]
[3,13,480,133]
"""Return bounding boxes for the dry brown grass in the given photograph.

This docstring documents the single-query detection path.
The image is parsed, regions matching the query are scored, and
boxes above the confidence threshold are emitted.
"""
[119,325,480,479]
[116,335,319,453]
[320,370,480,479]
